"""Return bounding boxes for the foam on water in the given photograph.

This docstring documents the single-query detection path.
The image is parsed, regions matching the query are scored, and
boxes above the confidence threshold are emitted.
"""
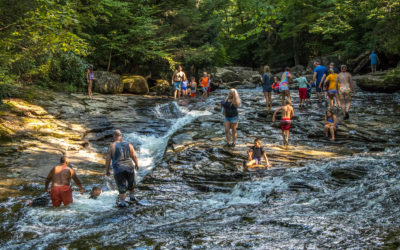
[126,102,211,181]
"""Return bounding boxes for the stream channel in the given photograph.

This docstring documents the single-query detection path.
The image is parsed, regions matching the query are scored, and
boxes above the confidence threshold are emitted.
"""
[1,86,400,249]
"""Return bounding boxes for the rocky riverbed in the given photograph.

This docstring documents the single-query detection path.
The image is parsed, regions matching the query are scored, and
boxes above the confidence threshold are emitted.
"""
[1,84,400,248]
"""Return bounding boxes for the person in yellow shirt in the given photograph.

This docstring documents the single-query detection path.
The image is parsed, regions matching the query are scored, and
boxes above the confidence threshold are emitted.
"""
[323,69,340,110]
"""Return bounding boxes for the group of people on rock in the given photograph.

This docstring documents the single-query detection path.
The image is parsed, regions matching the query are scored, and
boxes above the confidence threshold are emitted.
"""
[222,61,357,168]
[171,65,211,100]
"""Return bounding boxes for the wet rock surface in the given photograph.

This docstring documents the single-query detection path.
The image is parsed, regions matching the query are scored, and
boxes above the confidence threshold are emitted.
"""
[1,85,400,248]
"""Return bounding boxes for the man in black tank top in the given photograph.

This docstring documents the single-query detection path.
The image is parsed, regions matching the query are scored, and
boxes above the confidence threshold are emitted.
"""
[106,130,140,207]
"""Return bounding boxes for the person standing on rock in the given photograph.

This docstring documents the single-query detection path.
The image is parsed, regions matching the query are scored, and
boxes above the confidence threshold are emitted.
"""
[105,129,140,207]
[200,72,209,100]
[313,61,327,103]
[370,51,380,74]
[220,89,241,147]
[336,65,355,120]
[293,74,309,108]
[86,66,95,99]
[272,99,294,146]
[320,62,340,104]
[171,65,185,99]
[261,65,273,110]
[279,67,292,105]
[323,69,340,110]
[45,155,84,207]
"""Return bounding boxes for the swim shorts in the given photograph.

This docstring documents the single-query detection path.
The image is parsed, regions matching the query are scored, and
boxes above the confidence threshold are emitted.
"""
[51,185,73,207]
[202,87,208,92]
[114,170,137,194]
[225,116,238,123]
[252,157,261,164]
[279,84,289,92]
[262,85,272,93]
[190,92,196,97]
[181,81,188,90]
[298,88,307,100]
[328,89,337,96]
[340,86,352,95]
[315,81,323,92]
[174,81,181,91]
[280,118,291,131]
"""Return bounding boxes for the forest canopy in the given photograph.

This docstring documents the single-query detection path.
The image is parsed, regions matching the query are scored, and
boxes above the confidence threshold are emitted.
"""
[1,0,399,91]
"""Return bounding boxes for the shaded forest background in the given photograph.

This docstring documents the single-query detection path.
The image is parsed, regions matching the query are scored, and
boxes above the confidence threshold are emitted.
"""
[1,0,399,92]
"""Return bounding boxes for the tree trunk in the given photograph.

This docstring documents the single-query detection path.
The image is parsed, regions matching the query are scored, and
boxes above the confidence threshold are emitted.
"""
[107,49,112,72]
[293,35,300,66]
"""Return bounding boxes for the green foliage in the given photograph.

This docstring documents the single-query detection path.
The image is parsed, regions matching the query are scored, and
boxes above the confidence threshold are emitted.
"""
[1,0,400,92]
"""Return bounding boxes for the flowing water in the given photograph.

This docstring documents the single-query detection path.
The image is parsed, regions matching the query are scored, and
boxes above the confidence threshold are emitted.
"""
[1,87,400,249]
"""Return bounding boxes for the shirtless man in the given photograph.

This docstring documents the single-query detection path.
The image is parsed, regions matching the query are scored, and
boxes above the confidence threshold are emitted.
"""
[45,155,84,207]
[272,99,294,145]
[171,65,186,99]
[336,65,355,120]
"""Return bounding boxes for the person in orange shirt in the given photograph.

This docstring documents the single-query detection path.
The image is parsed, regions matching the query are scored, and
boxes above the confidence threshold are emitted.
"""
[323,69,340,110]
[199,72,209,100]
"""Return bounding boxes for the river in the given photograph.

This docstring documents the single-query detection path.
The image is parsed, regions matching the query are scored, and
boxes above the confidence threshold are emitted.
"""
[1,86,400,249]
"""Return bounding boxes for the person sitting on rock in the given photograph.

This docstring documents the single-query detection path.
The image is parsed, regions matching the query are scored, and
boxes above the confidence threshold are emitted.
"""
[324,109,338,141]
[272,99,294,146]
[245,138,271,168]
[45,155,84,207]
[273,76,280,94]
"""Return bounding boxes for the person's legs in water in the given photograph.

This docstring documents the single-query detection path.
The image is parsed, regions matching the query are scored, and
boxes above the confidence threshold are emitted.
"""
[231,122,238,147]
[224,122,231,145]
[268,92,272,109]
[286,90,291,104]
[328,94,334,110]
[285,130,290,145]
[345,94,352,115]
[263,92,269,110]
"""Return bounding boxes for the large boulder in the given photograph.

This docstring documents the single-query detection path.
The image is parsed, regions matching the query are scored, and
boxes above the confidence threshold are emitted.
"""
[214,67,262,89]
[93,71,123,94]
[355,70,400,93]
[122,75,149,94]
[151,79,171,96]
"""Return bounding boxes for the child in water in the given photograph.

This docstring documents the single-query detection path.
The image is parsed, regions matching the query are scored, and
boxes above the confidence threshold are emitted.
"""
[272,99,294,145]
[245,138,271,168]
[189,76,197,98]
[324,110,338,141]
[89,186,102,199]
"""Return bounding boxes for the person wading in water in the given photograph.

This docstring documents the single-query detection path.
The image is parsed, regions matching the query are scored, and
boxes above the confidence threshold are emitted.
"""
[45,155,84,207]
[105,129,140,207]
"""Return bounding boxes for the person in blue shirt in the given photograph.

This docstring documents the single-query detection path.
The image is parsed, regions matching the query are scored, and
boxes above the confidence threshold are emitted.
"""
[369,51,380,74]
[261,65,273,110]
[313,61,327,103]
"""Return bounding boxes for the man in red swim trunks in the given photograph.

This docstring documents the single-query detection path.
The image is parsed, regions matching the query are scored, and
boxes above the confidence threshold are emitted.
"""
[45,155,84,207]
[272,99,294,145]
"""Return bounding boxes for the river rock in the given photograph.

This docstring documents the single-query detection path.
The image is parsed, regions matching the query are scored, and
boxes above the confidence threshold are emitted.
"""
[122,75,149,94]
[93,71,123,94]
[214,67,262,89]
[151,79,171,96]
[355,72,400,93]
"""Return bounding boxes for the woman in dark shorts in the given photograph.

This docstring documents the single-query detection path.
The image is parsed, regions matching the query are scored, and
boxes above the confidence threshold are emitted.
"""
[220,88,241,147]
[262,65,273,110]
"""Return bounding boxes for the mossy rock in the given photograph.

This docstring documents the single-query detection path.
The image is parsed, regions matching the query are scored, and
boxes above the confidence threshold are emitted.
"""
[93,71,123,94]
[356,72,400,93]
[122,75,149,94]
[151,79,171,95]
